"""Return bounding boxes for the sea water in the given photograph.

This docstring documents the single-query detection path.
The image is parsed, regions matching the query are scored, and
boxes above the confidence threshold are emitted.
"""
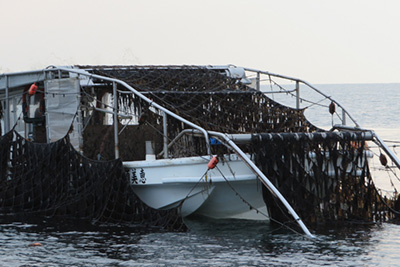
[1,83,399,266]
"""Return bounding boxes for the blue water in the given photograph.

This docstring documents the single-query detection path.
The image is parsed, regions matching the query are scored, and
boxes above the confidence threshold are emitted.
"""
[1,83,400,266]
[267,83,400,138]
[308,83,400,132]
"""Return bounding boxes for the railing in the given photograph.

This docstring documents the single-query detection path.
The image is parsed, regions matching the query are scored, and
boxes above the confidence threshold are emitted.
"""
[332,124,400,170]
[243,67,360,128]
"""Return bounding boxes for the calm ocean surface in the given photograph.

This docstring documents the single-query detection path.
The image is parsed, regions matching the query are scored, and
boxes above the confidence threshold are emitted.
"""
[1,83,400,266]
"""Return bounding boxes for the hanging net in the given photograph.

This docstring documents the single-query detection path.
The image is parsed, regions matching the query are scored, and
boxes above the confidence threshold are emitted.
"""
[253,132,399,226]
[75,65,400,227]
[2,65,398,230]
[0,130,186,231]
[80,65,319,160]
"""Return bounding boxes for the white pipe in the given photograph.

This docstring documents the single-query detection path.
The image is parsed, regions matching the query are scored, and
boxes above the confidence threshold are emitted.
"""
[4,75,9,133]
[163,111,168,158]
[373,131,400,170]
[113,81,119,159]
[208,130,315,238]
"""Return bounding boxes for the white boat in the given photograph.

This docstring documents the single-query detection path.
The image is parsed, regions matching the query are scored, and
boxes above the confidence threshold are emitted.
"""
[1,65,399,238]
[124,153,267,219]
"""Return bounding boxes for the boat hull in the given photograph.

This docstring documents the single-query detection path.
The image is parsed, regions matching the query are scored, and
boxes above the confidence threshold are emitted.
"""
[123,154,269,220]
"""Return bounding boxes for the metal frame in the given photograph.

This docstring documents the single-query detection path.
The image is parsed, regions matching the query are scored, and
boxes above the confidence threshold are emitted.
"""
[243,67,359,128]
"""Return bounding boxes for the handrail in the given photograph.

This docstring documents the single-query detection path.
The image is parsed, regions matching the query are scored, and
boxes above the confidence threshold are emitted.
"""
[156,129,255,158]
[243,67,360,128]
[330,124,400,174]
[156,129,196,158]
[0,65,358,128]
[373,132,400,170]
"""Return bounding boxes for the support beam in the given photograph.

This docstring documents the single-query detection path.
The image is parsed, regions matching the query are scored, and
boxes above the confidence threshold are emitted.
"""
[113,82,119,159]
[296,80,300,110]
[4,76,10,133]
[256,72,260,91]
[255,131,374,142]
[373,132,400,170]
[163,111,168,159]
[208,130,315,238]
[342,109,346,125]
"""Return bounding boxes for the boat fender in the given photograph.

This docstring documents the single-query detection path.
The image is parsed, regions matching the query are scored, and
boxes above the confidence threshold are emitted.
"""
[208,156,218,169]
[329,101,335,115]
[28,83,38,95]
[379,153,388,166]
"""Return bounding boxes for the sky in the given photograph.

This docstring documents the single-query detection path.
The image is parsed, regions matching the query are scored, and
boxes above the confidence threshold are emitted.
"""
[0,0,399,84]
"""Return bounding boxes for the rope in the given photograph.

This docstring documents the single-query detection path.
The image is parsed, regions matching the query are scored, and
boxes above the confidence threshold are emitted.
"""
[214,164,304,236]
[179,169,209,208]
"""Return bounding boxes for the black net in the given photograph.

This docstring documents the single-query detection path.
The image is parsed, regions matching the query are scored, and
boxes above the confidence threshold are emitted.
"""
[80,65,248,92]
[253,132,398,226]
[79,66,319,160]
[0,130,186,231]
[71,65,400,227]
[86,66,318,133]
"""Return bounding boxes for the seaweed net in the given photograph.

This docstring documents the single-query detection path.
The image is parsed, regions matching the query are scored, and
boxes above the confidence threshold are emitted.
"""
[0,130,186,231]
[77,65,399,226]
[80,66,319,159]
[253,131,399,226]
[86,66,317,133]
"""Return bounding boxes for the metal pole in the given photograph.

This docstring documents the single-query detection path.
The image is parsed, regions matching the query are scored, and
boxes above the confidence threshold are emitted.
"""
[163,111,168,159]
[296,80,300,109]
[342,109,346,125]
[113,81,119,159]
[76,80,84,152]
[4,75,10,133]
[256,72,260,91]
[244,67,359,127]
[373,132,400,170]
[208,130,315,238]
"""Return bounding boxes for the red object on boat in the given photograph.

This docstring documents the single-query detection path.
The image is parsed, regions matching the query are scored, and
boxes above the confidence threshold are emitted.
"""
[28,83,38,95]
[208,156,219,169]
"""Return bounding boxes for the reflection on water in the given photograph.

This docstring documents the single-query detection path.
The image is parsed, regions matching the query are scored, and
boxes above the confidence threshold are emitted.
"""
[1,217,400,266]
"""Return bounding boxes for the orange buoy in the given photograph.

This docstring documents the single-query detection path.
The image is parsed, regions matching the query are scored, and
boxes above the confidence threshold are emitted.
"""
[207,156,219,169]
[29,242,42,247]
[28,83,38,95]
